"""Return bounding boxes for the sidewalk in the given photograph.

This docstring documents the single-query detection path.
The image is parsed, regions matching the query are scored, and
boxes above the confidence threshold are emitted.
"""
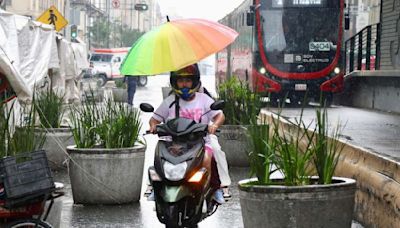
[265,106,400,161]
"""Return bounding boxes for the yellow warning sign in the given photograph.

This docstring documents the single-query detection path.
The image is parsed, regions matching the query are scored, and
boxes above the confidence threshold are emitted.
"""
[36,6,68,32]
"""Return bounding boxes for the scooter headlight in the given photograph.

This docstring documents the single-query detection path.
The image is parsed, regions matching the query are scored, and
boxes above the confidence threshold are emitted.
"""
[163,161,187,181]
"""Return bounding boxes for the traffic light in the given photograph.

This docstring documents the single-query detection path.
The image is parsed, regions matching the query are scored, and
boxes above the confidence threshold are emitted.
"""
[71,24,78,39]
[134,3,148,11]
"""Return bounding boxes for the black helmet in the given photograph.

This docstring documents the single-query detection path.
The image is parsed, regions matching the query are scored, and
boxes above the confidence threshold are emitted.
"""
[170,64,201,100]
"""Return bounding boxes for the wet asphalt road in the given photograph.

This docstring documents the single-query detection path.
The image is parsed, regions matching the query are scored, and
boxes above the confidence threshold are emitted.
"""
[53,75,365,227]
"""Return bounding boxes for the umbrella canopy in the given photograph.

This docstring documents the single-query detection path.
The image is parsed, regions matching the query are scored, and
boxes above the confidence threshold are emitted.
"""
[120,18,238,76]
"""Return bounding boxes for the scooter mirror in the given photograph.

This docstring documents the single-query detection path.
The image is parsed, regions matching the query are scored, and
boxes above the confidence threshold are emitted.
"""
[210,100,225,110]
[140,103,154,112]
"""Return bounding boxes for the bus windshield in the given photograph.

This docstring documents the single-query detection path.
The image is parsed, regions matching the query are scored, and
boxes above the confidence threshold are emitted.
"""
[260,0,340,72]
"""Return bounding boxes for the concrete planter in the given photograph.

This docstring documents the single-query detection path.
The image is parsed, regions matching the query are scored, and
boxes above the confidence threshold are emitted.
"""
[35,127,74,170]
[219,125,249,167]
[66,144,146,204]
[238,177,357,228]
[112,88,127,103]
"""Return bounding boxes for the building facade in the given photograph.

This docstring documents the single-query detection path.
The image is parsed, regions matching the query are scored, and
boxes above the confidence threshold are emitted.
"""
[0,0,162,48]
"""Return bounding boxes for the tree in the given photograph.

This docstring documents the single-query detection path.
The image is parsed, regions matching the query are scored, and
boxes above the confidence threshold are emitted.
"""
[89,17,110,48]
[120,25,144,47]
[89,17,145,48]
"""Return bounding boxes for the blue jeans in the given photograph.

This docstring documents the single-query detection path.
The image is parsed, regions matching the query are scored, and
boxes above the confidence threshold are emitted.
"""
[126,76,137,105]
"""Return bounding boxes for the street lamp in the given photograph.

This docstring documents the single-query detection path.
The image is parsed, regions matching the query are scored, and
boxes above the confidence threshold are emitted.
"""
[134,3,148,11]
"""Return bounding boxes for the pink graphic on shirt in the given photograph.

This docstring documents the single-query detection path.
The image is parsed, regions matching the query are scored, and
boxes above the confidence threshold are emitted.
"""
[179,108,203,122]
[205,145,214,155]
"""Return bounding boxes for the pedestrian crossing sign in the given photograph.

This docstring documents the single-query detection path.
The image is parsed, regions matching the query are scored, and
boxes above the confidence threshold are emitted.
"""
[36,6,68,32]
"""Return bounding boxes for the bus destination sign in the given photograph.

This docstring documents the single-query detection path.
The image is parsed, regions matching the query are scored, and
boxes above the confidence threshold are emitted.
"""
[272,0,326,8]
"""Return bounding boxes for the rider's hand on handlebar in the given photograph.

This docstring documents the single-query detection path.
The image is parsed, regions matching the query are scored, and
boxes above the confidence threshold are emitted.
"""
[149,124,157,134]
[208,124,219,135]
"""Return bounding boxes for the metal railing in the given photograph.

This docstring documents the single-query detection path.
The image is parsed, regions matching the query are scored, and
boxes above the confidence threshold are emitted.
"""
[344,23,381,74]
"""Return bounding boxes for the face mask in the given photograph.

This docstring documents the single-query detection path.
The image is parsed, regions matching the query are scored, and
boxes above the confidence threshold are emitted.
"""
[179,88,192,100]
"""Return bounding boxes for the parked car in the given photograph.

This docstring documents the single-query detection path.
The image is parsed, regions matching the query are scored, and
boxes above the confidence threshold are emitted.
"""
[89,48,148,87]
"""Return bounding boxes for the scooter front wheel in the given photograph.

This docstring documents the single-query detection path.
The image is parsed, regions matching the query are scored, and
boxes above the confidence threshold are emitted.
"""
[164,204,199,228]
[164,203,181,228]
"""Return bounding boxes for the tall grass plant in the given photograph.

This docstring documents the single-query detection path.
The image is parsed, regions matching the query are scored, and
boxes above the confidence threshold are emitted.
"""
[271,110,315,186]
[312,106,345,184]
[246,117,277,185]
[69,90,142,149]
[10,97,46,154]
[218,77,262,125]
[34,89,65,128]
[245,104,344,186]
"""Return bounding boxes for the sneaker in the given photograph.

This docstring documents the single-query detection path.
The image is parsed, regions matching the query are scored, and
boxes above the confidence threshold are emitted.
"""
[222,187,232,199]
[147,190,155,201]
[213,189,225,204]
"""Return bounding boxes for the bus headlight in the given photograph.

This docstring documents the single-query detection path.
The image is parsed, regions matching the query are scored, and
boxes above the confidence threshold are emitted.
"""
[259,67,266,74]
[334,67,340,74]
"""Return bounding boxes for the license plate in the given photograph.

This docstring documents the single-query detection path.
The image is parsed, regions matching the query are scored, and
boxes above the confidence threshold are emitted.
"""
[295,84,307,91]
[309,42,331,51]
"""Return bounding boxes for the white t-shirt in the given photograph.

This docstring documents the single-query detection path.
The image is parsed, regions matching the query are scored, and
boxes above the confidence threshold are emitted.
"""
[152,92,221,124]
[152,93,222,150]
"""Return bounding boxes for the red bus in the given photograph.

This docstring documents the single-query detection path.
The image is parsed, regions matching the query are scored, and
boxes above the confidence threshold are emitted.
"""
[216,0,344,105]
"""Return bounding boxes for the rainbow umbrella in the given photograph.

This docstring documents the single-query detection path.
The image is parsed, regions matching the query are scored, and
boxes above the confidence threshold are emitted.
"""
[120,18,238,76]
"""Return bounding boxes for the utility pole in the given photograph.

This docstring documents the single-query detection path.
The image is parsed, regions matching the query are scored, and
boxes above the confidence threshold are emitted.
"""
[131,1,133,30]
[120,10,123,47]
[65,0,71,40]
[106,0,110,48]
[88,0,91,49]
[137,10,140,31]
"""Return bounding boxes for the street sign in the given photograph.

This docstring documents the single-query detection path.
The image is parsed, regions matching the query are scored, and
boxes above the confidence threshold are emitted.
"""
[36,6,68,32]
[112,0,120,8]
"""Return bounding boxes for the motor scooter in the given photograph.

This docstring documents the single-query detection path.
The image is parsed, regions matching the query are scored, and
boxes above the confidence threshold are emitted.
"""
[140,101,224,228]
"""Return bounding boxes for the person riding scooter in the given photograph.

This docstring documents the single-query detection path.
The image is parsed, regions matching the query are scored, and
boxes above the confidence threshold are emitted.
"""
[148,64,225,204]
[163,67,232,198]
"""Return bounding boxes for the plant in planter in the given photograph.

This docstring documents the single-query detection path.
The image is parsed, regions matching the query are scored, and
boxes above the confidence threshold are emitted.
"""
[11,100,46,154]
[239,107,356,228]
[33,89,74,170]
[217,77,262,166]
[67,97,144,204]
[1,99,46,156]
